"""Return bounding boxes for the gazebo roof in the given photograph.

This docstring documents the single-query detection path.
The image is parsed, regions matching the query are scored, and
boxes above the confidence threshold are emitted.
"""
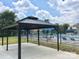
[2,16,55,30]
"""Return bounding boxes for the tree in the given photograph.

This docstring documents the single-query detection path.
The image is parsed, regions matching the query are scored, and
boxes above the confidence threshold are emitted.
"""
[63,23,69,34]
[59,24,69,44]
[0,10,16,36]
[54,23,69,44]
[0,10,16,27]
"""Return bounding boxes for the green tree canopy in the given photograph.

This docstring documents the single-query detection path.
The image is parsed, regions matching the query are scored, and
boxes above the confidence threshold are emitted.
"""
[63,23,69,33]
[54,23,70,34]
[0,10,16,28]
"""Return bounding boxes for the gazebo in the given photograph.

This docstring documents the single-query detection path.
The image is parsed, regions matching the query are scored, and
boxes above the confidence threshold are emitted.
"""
[1,16,60,59]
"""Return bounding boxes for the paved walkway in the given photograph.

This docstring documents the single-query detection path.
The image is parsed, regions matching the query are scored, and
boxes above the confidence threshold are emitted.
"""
[0,43,79,59]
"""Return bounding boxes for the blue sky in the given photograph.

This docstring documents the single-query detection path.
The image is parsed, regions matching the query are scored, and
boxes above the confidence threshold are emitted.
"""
[0,0,79,25]
[0,0,60,16]
[0,0,14,7]
[30,0,60,16]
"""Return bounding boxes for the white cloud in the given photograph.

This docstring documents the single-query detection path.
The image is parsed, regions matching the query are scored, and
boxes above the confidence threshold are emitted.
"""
[36,10,53,20]
[47,0,58,7]
[0,2,13,13]
[35,9,76,25]
[13,0,38,11]
[57,0,79,13]
[12,0,39,19]
[0,0,79,25]
[47,0,79,25]
[15,12,26,19]
[0,0,39,20]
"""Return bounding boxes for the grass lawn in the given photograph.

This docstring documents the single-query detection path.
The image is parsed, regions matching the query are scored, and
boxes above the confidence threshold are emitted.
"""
[0,36,27,45]
[0,36,79,54]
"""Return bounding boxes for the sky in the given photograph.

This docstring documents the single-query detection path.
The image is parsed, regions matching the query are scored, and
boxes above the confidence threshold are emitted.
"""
[0,0,79,25]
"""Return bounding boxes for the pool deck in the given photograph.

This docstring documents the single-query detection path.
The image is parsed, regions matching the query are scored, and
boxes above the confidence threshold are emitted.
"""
[0,43,79,59]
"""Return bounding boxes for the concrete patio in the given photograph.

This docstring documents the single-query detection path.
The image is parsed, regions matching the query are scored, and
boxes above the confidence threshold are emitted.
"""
[0,43,79,59]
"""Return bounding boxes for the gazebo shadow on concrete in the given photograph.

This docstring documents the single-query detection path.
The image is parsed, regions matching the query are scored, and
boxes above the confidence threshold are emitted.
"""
[1,16,60,59]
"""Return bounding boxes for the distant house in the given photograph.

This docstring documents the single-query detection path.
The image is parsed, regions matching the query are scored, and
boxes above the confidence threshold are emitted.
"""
[66,29,77,34]
[66,26,77,34]
[73,23,79,34]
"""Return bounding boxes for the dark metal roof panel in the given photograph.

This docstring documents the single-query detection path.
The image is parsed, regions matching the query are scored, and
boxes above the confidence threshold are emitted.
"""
[1,17,55,30]
[19,19,53,25]
[1,23,18,30]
